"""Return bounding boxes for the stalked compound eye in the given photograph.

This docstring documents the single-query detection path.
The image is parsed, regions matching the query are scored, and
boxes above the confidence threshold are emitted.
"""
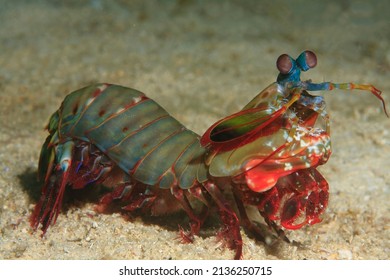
[296,50,317,71]
[276,54,294,74]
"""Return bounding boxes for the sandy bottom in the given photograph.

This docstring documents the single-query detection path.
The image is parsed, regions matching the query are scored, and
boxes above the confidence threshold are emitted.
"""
[0,0,389,260]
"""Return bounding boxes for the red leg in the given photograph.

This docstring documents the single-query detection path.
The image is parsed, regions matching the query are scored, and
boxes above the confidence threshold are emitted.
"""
[232,188,266,243]
[121,193,156,212]
[203,182,243,260]
[234,184,290,243]
[172,185,207,243]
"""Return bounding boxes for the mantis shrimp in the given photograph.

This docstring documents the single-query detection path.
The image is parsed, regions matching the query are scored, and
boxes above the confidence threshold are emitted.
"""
[31,50,387,259]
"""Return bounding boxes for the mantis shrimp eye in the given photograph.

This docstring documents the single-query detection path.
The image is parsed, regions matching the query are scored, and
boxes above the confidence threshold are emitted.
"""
[297,50,317,71]
[276,54,293,74]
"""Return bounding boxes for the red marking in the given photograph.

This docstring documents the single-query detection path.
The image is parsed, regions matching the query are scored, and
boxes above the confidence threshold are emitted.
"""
[98,109,106,117]
[92,84,109,98]
[72,104,79,115]
[87,97,151,134]
[122,127,128,133]
[120,96,149,111]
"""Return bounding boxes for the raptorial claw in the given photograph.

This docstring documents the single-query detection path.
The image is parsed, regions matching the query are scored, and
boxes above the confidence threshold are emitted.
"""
[256,168,329,232]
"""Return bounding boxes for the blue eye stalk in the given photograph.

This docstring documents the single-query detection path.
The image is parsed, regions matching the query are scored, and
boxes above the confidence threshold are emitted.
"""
[276,50,317,84]
[275,50,388,117]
